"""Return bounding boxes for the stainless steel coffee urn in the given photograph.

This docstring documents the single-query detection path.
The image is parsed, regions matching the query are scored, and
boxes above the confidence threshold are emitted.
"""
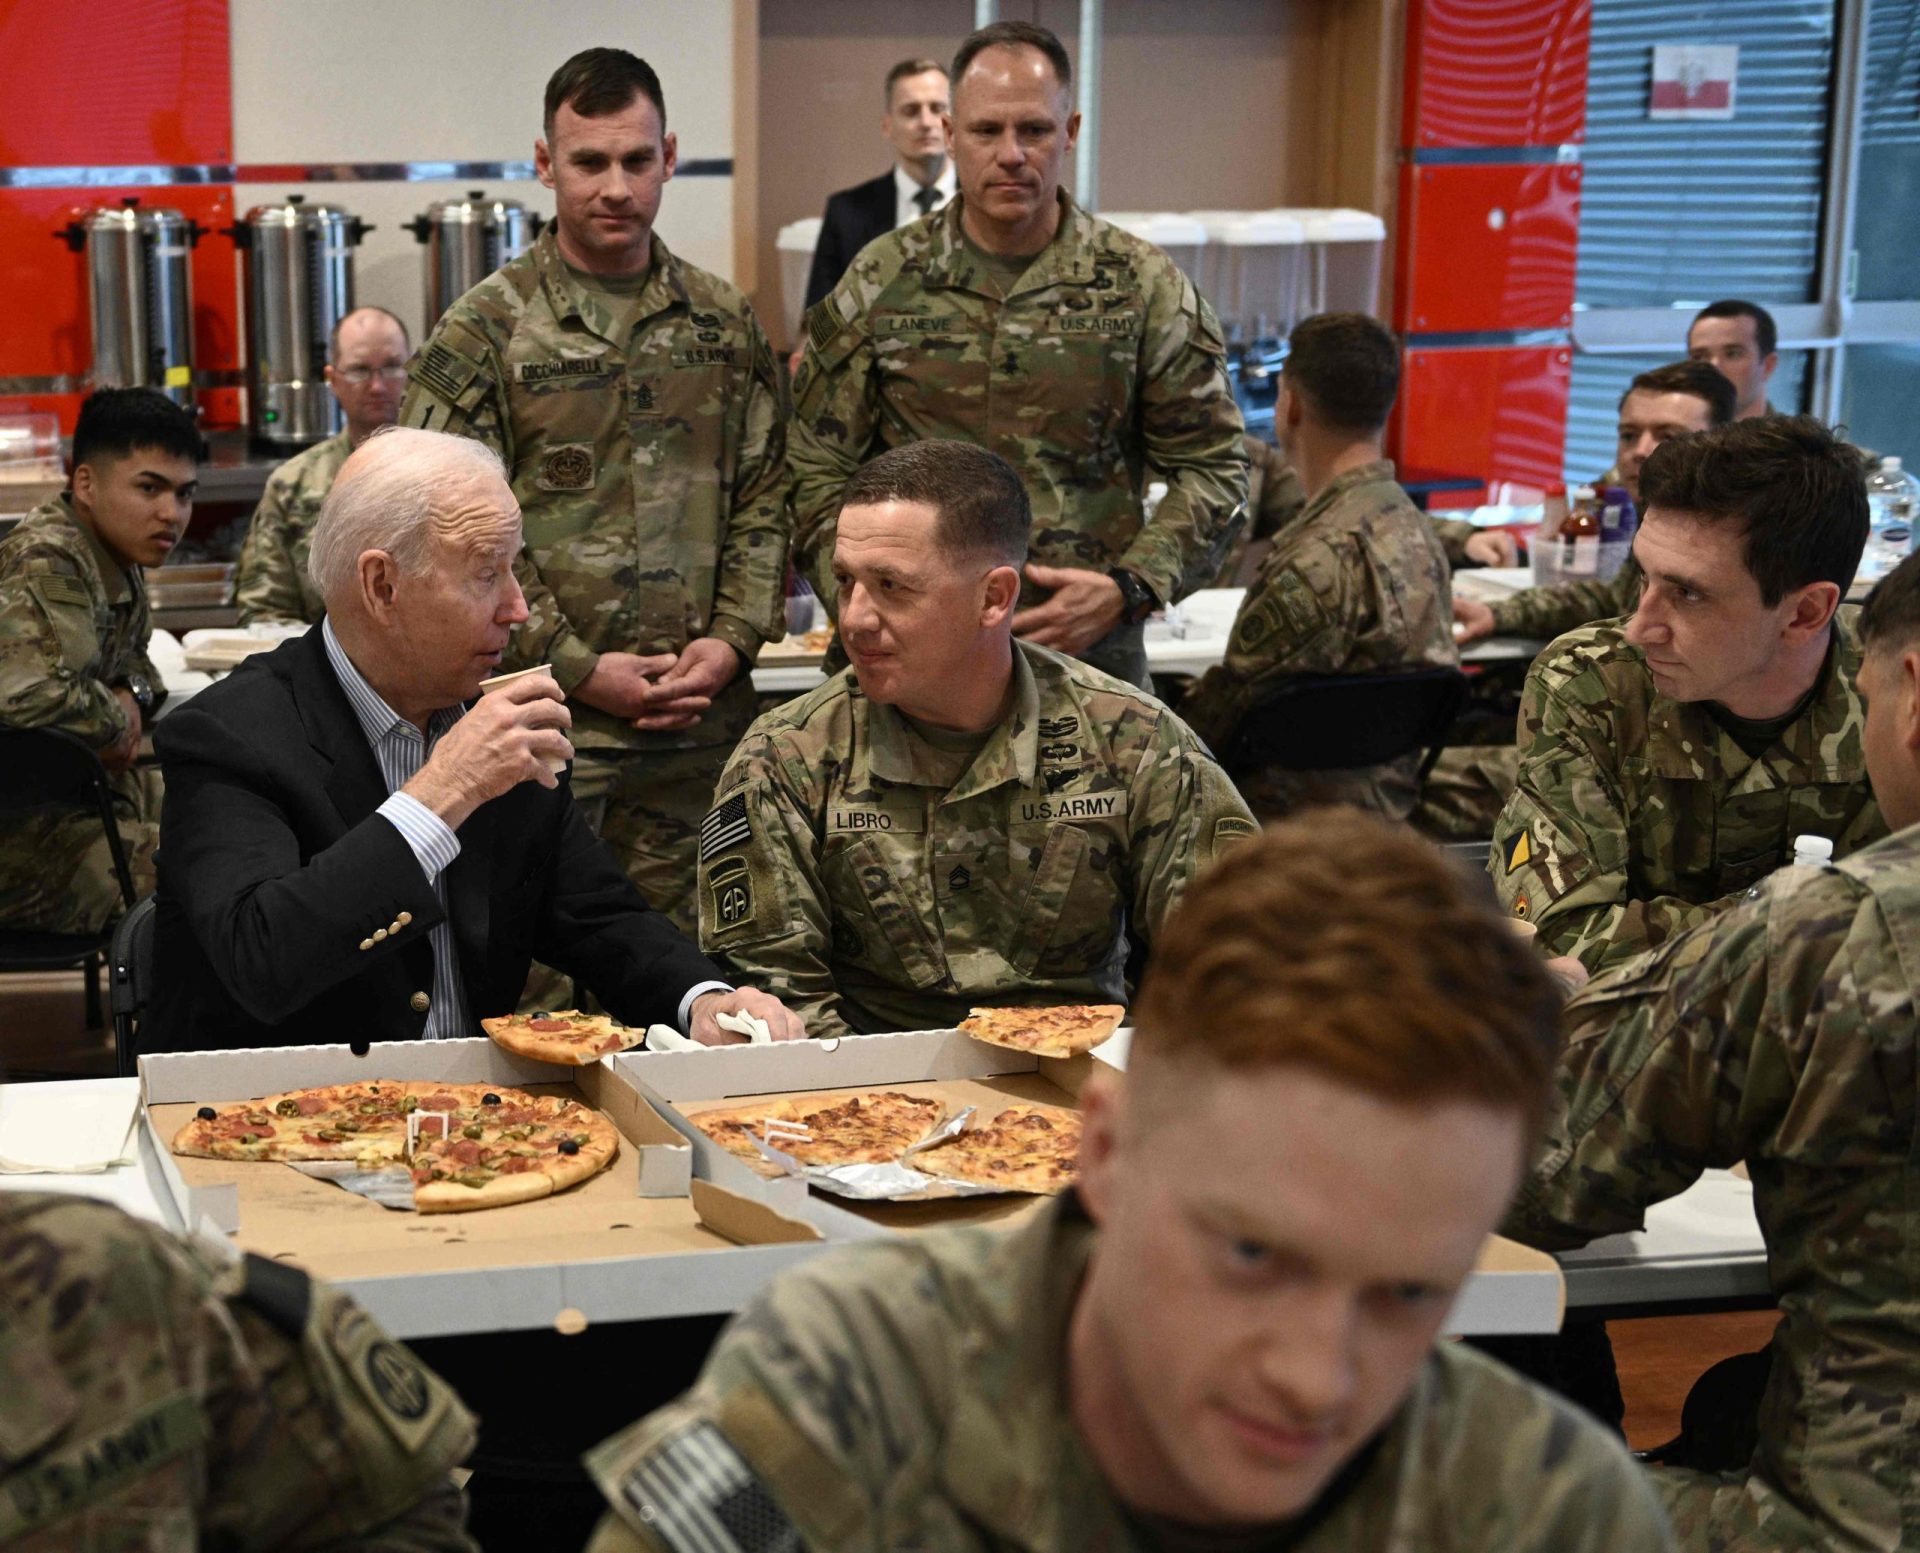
[231,195,370,448]
[58,198,200,410]
[407,190,541,328]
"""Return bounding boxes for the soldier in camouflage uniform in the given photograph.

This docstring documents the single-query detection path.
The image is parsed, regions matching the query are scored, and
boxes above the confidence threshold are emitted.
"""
[401,49,788,932]
[1218,433,1512,588]
[789,21,1247,691]
[586,812,1675,1553]
[235,306,410,627]
[0,1189,477,1549]
[1501,551,1920,1552]
[1183,315,1459,820]
[701,441,1252,1040]
[1492,417,1884,973]
[0,389,200,932]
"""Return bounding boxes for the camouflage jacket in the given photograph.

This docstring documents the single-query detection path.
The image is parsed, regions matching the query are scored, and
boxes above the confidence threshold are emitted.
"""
[1489,559,1640,642]
[0,495,160,747]
[697,640,1255,1039]
[234,428,348,626]
[1491,615,1885,972]
[1506,825,1920,1552]
[1221,437,1479,584]
[0,1192,477,1550]
[401,228,790,753]
[584,1193,1674,1553]
[789,194,1249,648]
[1182,461,1459,821]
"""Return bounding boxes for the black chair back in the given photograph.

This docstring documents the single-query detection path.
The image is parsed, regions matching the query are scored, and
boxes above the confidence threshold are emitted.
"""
[1224,667,1472,781]
[0,727,136,904]
[111,895,158,1076]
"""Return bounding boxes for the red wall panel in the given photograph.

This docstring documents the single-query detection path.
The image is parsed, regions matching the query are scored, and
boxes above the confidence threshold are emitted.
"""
[1394,346,1573,491]
[1395,161,1580,334]
[0,0,231,166]
[0,0,237,432]
[1403,0,1591,149]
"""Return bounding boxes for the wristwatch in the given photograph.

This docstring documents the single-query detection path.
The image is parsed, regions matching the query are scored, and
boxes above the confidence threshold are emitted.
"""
[124,671,155,719]
[1107,568,1161,626]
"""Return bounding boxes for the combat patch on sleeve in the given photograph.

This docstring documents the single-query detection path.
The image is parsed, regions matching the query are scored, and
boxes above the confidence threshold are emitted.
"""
[701,792,753,862]
[1503,826,1533,874]
[707,859,755,932]
[617,1420,801,1553]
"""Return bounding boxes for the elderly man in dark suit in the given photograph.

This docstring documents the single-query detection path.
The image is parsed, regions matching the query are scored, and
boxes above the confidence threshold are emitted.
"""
[802,57,954,312]
[147,427,803,1052]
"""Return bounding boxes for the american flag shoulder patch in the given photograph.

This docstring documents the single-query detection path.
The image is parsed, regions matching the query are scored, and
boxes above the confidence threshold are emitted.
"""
[700,792,752,862]
[618,1422,800,1553]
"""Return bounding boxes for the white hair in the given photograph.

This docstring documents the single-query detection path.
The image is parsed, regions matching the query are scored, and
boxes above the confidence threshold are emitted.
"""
[307,426,509,606]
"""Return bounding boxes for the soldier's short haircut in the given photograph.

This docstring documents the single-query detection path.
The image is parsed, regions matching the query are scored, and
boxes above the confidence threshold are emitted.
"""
[1281,313,1400,436]
[839,440,1031,567]
[1692,298,1779,359]
[70,387,203,472]
[544,47,666,139]
[327,305,409,363]
[885,57,946,106]
[1637,414,1869,607]
[308,427,509,605]
[952,21,1073,95]
[1131,810,1562,1137]
[1619,359,1737,427]
[1860,552,1920,659]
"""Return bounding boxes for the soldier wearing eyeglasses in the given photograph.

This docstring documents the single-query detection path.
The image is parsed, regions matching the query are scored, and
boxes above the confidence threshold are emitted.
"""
[235,306,411,627]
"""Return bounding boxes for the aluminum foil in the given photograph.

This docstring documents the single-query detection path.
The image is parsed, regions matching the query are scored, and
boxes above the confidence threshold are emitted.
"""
[288,1160,418,1212]
[747,1106,1007,1201]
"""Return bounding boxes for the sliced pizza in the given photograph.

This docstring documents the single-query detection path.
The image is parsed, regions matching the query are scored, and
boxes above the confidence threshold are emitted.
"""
[482,1008,644,1065]
[690,1089,949,1172]
[957,1004,1124,1058]
[912,1102,1082,1194]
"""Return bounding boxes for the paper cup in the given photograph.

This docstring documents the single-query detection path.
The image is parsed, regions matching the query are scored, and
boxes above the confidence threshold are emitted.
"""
[479,665,568,773]
[1505,917,1539,948]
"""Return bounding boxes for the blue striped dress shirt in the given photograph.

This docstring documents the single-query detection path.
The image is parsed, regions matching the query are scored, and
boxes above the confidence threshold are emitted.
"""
[322,620,471,1040]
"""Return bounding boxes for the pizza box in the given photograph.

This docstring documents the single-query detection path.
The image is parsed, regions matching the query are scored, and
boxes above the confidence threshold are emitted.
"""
[615,1028,1569,1337]
[134,1039,844,1339]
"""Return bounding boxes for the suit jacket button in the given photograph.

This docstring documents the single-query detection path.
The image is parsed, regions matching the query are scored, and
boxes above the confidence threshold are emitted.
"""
[410,992,431,1014]
[395,911,413,927]
[359,937,374,952]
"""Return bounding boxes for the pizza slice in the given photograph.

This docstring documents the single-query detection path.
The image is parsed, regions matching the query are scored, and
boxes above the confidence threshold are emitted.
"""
[957,1004,1124,1058]
[482,1009,644,1065]
[912,1102,1082,1194]
[690,1090,949,1171]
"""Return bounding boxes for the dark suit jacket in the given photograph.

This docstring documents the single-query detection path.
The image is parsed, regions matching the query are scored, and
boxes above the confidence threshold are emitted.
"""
[804,170,897,311]
[146,628,723,1052]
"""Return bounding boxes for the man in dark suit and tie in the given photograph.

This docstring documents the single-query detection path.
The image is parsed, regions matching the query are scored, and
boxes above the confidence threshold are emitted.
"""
[802,57,954,312]
[147,426,804,1052]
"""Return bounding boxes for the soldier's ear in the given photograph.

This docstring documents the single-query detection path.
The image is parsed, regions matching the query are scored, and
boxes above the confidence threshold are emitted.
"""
[534,137,555,190]
[1901,650,1920,752]
[981,562,1021,626]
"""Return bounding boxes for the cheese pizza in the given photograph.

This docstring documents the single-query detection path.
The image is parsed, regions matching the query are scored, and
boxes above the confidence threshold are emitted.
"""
[957,1004,1123,1058]
[912,1102,1081,1194]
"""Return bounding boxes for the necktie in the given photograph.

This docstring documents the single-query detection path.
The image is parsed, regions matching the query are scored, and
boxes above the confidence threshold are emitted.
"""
[914,184,941,217]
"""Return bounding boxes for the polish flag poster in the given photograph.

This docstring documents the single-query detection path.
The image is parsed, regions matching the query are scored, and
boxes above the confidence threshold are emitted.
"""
[1650,44,1739,121]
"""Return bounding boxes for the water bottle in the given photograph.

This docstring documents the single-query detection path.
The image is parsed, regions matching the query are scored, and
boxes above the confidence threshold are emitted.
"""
[1863,457,1919,581]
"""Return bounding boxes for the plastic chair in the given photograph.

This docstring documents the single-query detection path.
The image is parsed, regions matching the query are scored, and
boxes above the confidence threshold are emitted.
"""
[0,727,138,1035]
[1223,667,1472,782]
[110,894,157,1077]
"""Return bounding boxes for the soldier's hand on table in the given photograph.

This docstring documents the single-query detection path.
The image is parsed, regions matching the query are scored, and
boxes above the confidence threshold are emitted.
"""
[631,638,744,731]
[101,689,143,772]
[689,987,807,1045]
[1452,596,1497,644]
[402,675,572,829]
[574,651,681,720]
[1013,564,1126,656]
[1463,530,1519,568]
